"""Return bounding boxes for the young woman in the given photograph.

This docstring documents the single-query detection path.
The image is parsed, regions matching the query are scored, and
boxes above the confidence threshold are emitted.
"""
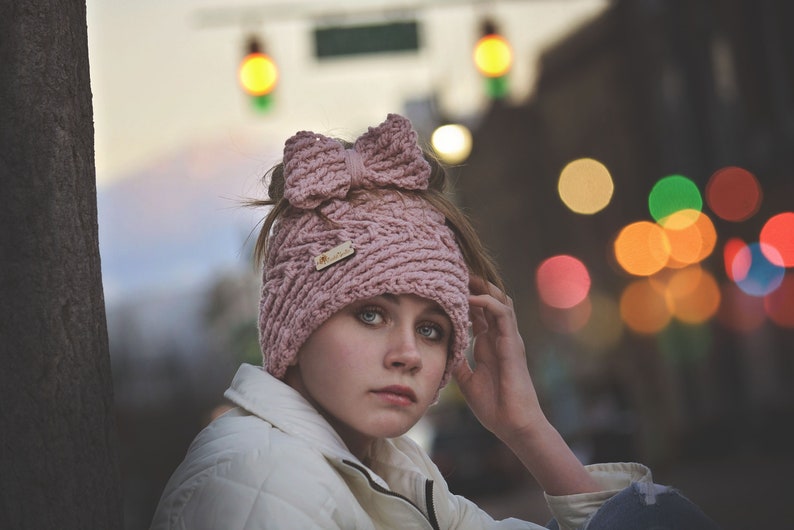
[151,114,719,529]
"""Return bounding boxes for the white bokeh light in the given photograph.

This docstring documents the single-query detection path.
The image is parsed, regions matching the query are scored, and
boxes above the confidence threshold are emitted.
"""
[431,123,473,165]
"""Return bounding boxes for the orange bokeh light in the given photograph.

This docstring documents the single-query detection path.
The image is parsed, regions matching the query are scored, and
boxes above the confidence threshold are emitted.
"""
[620,279,671,334]
[660,210,717,267]
[614,221,670,276]
[664,267,721,324]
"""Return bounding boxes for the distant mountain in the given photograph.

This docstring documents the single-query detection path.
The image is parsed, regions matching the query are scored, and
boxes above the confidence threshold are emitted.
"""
[97,139,279,307]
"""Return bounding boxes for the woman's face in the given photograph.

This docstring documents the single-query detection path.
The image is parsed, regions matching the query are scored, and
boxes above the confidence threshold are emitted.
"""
[285,293,451,458]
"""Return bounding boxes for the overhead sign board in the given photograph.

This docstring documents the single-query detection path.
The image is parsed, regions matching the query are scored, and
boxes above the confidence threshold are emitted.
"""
[314,20,420,59]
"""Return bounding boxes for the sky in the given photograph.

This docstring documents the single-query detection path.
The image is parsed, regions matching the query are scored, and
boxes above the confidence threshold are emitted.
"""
[86,0,610,305]
[86,0,609,188]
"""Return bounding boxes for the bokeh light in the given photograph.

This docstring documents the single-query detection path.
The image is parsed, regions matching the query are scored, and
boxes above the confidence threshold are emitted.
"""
[557,158,614,214]
[613,221,670,276]
[431,124,473,165]
[759,212,794,267]
[536,255,591,309]
[620,279,671,334]
[536,162,792,345]
[733,242,785,296]
[660,209,717,267]
[723,238,748,281]
[664,266,721,324]
[706,166,762,222]
[648,175,702,223]
[764,273,794,327]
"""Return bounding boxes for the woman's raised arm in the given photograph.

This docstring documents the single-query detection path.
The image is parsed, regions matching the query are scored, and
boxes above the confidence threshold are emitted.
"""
[453,277,601,496]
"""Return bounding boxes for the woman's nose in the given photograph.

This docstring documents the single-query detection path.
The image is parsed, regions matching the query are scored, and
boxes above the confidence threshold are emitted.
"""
[385,327,422,372]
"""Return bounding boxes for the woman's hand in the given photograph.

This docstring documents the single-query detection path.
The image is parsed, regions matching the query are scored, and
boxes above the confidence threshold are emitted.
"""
[452,276,544,443]
[453,276,601,496]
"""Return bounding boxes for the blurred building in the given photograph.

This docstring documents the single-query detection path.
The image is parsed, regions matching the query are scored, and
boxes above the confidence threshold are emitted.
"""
[455,0,794,469]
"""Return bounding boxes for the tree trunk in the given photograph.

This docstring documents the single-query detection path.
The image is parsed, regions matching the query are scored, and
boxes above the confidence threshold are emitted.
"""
[0,1,123,529]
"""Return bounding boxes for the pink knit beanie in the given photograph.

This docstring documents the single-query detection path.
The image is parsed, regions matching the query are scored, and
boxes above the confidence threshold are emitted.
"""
[259,113,470,388]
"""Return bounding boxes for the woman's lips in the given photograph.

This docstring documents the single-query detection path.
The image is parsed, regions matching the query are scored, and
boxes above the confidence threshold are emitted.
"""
[372,385,417,406]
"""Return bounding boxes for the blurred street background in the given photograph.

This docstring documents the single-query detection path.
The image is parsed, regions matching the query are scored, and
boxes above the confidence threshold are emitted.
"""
[88,1,794,528]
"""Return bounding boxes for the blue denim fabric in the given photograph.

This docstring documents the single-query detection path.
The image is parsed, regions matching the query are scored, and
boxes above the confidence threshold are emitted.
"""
[546,482,722,530]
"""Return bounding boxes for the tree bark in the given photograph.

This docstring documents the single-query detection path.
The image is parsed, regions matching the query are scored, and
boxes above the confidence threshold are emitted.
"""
[0,1,123,528]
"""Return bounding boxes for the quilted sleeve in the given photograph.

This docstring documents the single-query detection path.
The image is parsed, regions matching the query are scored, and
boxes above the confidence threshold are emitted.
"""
[151,418,357,529]
[167,449,345,529]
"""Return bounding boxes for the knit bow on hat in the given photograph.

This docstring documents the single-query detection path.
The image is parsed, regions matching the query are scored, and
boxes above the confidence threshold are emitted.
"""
[259,113,471,390]
[282,113,431,209]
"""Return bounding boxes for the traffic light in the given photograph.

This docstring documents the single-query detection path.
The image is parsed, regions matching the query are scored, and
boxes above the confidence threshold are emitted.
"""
[473,19,512,99]
[239,36,278,112]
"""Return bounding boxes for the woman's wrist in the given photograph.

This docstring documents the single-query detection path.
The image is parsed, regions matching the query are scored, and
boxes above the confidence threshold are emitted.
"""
[497,416,551,461]
[497,414,555,451]
[501,419,602,496]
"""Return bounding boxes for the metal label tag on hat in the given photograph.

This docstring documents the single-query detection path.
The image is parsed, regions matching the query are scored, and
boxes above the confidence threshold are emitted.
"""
[314,240,355,271]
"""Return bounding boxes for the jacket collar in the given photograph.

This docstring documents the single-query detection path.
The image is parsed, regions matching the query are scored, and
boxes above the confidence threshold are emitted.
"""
[224,364,434,493]
[224,363,361,464]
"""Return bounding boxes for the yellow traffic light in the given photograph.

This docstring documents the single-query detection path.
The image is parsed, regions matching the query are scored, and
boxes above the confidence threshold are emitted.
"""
[239,52,278,96]
[473,33,512,78]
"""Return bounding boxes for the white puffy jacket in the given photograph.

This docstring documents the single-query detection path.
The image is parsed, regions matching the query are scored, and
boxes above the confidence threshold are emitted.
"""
[151,364,653,530]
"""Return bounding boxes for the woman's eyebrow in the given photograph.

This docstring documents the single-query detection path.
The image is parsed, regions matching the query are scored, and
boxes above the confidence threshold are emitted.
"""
[425,304,448,318]
[378,293,449,319]
[418,301,451,323]
[381,293,399,304]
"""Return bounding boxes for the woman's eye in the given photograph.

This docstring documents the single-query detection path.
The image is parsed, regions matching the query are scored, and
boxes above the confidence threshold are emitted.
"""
[417,323,443,341]
[358,308,383,325]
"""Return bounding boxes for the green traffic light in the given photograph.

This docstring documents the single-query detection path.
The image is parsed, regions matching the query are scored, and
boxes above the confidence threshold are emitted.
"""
[251,94,273,113]
[485,75,509,99]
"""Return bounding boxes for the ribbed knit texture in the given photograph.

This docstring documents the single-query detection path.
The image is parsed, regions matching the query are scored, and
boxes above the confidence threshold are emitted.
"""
[259,114,470,389]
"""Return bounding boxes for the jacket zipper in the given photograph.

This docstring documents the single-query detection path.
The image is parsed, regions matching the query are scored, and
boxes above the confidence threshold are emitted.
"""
[342,460,441,530]
[425,478,439,530]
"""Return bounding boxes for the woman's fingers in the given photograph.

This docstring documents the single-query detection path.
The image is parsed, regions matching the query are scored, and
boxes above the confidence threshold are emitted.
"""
[469,275,513,307]
[469,293,517,335]
[469,304,488,336]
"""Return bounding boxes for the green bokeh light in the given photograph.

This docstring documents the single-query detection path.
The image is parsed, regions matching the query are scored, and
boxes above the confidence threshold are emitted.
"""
[648,175,702,223]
